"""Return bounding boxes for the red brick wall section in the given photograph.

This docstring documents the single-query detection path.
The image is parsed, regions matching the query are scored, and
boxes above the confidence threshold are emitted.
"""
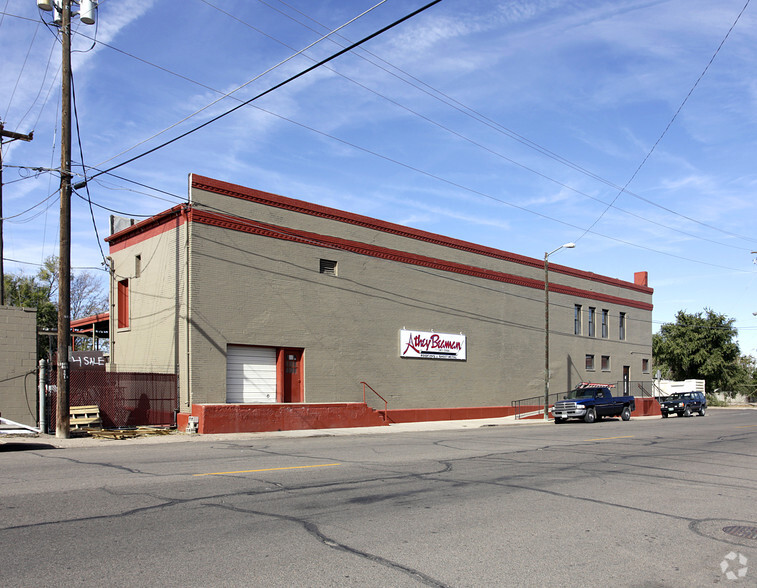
[182,403,386,434]
[177,400,661,434]
[632,397,661,416]
[384,406,516,423]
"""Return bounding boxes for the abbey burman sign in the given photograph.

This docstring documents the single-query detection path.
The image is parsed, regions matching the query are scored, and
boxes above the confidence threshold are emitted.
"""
[400,329,467,361]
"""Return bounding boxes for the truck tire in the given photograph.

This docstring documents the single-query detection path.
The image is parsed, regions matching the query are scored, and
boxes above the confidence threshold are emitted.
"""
[683,407,691,418]
[584,408,596,423]
[554,417,565,424]
[621,406,631,421]
[661,412,668,418]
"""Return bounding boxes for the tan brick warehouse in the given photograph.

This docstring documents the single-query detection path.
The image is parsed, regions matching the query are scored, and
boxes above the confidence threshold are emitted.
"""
[105,175,653,430]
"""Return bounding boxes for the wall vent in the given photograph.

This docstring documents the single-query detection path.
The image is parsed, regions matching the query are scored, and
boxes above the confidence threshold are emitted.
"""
[320,259,337,276]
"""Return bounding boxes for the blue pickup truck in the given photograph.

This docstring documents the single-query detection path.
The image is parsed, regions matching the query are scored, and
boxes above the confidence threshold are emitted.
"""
[551,384,635,423]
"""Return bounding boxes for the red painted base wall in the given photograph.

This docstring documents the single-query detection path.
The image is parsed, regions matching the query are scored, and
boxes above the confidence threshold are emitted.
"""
[633,397,661,416]
[178,403,386,434]
[383,406,517,423]
[176,398,662,434]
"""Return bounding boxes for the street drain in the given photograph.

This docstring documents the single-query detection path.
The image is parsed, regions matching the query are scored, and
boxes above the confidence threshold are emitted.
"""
[723,526,757,540]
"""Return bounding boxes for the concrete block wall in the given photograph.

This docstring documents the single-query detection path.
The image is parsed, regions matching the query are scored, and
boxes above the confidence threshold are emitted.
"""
[0,306,38,427]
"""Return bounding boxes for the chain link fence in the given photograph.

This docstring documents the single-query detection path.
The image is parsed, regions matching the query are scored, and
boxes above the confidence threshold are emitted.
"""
[45,369,178,433]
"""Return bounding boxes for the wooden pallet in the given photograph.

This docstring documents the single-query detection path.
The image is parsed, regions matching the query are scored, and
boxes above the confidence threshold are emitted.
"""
[70,405,102,430]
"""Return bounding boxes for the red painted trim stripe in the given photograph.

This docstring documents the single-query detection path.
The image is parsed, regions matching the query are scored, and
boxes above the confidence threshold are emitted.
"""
[192,209,653,311]
[70,312,110,328]
[106,205,189,252]
[191,174,653,295]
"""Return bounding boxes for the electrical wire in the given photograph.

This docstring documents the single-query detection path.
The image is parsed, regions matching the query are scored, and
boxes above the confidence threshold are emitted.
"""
[575,0,752,244]
[6,2,754,285]
[2,256,105,271]
[78,0,442,186]
[86,0,390,171]
[261,0,757,246]
[70,69,107,264]
[2,21,41,122]
[0,189,58,221]
[47,0,752,257]
[241,103,752,273]
[15,33,58,130]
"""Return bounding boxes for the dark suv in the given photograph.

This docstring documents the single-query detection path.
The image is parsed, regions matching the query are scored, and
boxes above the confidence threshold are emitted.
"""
[660,392,706,418]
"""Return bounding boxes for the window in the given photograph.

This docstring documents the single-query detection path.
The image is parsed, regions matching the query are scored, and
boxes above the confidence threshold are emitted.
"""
[135,254,142,278]
[585,354,595,370]
[642,358,650,374]
[574,304,582,335]
[588,307,596,337]
[601,355,610,371]
[619,312,626,341]
[117,279,129,329]
[320,259,337,276]
[601,309,608,338]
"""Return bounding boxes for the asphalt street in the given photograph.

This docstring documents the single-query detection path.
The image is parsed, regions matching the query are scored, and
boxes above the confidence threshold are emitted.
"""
[1,409,756,587]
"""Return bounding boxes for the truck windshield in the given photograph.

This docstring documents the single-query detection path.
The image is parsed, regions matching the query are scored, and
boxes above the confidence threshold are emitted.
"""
[565,388,601,399]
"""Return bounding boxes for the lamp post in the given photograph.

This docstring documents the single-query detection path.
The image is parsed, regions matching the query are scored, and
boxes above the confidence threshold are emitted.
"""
[544,242,575,420]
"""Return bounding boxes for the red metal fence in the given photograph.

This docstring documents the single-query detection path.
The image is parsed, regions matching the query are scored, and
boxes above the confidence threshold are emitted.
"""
[46,370,177,433]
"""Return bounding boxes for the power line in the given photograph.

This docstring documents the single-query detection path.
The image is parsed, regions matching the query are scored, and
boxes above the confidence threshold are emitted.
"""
[78,0,437,185]
[258,0,757,246]
[70,69,107,264]
[2,256,105,271]
[57,1,753,255]
[575,0,752,244]
[243,104,752,273]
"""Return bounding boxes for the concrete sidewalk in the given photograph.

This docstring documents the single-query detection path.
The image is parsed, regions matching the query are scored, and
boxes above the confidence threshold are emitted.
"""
[3,414,557,449]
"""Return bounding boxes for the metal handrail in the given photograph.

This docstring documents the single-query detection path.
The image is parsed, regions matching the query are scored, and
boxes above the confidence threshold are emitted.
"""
[360,381,388,422]
[511,392,563,420]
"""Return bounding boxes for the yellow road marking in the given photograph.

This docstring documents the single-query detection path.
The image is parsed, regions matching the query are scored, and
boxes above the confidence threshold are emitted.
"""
[585,435,634,441]
[735,425,757,429]
[194,463,341,477]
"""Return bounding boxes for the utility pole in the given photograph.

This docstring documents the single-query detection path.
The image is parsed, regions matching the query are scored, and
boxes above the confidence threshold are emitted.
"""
[0,122,34,306]
[36,0,97,438]
[57,0,73,438]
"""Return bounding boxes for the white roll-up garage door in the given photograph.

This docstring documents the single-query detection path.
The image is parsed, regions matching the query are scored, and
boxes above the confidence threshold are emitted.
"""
[226,345,277,403]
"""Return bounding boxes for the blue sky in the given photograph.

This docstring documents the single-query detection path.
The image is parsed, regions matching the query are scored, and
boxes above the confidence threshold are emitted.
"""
[2,0,757,357]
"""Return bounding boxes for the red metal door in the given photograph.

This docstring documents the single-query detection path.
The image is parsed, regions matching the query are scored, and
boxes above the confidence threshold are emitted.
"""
[283,349,303,403]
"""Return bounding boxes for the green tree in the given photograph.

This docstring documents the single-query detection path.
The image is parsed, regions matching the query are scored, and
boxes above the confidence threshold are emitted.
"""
[38,256,108,321]
[3,257,108,356]
[652,309,743,394]
[731,355,757,397]
[3,272,57,358]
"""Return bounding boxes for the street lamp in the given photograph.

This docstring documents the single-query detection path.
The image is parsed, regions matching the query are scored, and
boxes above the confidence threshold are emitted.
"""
[544,242,575,420]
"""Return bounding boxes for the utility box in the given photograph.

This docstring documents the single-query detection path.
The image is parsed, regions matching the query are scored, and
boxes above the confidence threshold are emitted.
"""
[186,416,199,434]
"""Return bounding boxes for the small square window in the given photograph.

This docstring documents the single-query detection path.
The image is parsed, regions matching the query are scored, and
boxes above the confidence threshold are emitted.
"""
[585,354,595,370]
[601,355,610,371]
[320,259,337,276]
[642,358,650,374]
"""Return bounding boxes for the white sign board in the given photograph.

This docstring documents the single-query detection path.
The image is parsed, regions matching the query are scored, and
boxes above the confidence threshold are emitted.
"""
[400,329,467,360]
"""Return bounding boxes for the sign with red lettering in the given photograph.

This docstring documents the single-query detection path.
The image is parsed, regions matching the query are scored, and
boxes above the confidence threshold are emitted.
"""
[399,329,466,360]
